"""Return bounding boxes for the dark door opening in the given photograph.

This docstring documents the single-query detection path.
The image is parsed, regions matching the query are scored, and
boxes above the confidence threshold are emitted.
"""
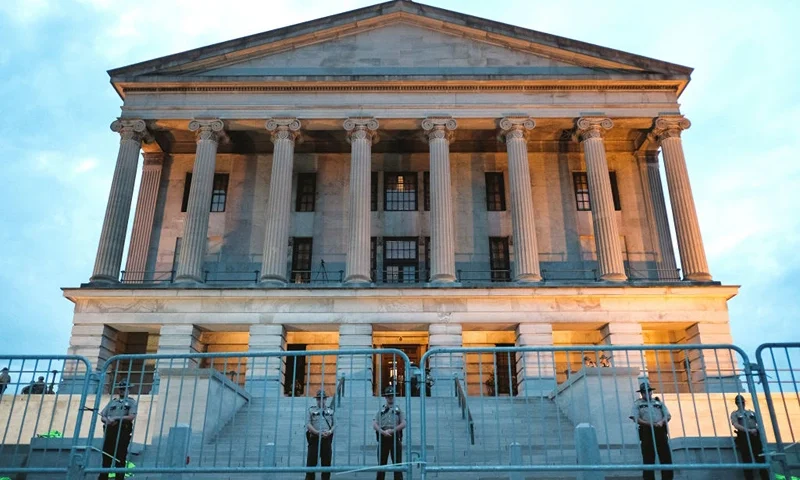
[494,344,518,396]
[284,344,307,396]
[374,345,421,396]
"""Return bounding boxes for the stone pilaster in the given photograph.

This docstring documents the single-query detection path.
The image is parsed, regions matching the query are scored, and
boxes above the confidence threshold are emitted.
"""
[260,118,301,285]
[640,151,679,280]
[600,323,645,372]
[684,323,738,392]
[90,119,151,283]
[124,152,164,282]
[428,323,463,396]
[575,117,627,282]
[175,119,227,283]
[338,324,373,397]
[515,323,555,396]
[653,116,712,282]
[422,117,458,283]
[246,325,286,398]
[63,324,120,392]
[344,118,379,285]
[157,325,205,368]
[500,117,542,282]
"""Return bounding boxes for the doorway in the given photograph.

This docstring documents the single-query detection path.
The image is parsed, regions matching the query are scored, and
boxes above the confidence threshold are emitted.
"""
[374,345,422,396]
[284,344,307,396]
[494,344,518,396]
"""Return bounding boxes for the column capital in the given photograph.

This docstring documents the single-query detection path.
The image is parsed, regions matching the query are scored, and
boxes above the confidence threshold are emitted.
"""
[189,118,228,144]
[422,116,457,142]
[499,117,536,142]
[344,117,379,144]
[266,117,301,143]
[574,117,613,142]
[142,152,165,167]
[110,118,152,143]
[652,115,691,142]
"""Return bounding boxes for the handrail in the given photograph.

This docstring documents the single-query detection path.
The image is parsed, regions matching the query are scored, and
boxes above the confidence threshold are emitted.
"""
[332,375,345,410]
[453,376,475,445]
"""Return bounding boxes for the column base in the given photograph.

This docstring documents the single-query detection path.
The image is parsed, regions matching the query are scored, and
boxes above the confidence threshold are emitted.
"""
[343,274,372,286]
[428,272,457,283]
[598,272,627,282]
[684,272,713,282]
[426,280,461,287]
[173,274,203,285]
[259,277,287,287]
[514,273,542,283]
[88,275,119,285]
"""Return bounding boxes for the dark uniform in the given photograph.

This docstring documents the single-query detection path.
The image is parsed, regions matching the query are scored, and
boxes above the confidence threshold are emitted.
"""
[306,389,334,480]
[731,395,769,480]
[373,387,405,480]
[630,382,673,480]
[99,381,137,480]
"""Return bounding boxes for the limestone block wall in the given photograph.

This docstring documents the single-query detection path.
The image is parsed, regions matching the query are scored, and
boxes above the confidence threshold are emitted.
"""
[145,147,665,282]
[285,331,339,395]
[199,331,249,387]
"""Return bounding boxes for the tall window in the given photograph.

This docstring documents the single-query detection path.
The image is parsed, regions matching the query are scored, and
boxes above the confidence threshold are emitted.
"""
[371,172,379,212]
[370,237,377,282]
[295,173,317,212]
[572,172,621,211]
[383,237,418,283]
[424,236,431,281]
[181,172,229,212]
[171,237,182,274]
[489,237,511,282]
[485,172,506,211]
[384,172,418,211]
[423,171,430,211]
[290,238,313,283]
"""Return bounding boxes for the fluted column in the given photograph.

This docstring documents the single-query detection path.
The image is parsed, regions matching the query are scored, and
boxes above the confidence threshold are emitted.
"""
[575,117,626,282]
[500,117,542,282]
[90,119,151,283]
[422,117,458,283]
[260,118,301,285]
[124,152,164,282]
[344,118,379,284]
[175,119,227,283]
[653,116,712,281]
[641,151,679,280]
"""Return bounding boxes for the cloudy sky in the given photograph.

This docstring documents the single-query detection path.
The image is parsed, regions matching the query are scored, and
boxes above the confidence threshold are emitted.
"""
[0,0,796,359]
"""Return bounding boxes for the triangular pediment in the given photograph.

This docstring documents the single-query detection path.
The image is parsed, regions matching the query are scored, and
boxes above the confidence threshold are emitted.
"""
[193,22,609,77]
[109,0,691,92]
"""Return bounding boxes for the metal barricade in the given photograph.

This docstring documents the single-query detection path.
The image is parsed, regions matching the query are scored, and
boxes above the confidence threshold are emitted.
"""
[420,344,772,480]
[76,348,412,479]
[0,355,92,479]
[756,342,800,478]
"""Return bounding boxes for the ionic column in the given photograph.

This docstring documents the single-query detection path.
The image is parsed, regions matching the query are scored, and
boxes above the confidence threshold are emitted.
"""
[640,151,679,280]
[653,116,712,281]
[260,118,301,285]
[500,117,542,282]
[422,117,458,283]
[575,117,627,282]
[90,119,151,283]
[124,152,164,282]
[344,118,379,284]
[174,119,227,283]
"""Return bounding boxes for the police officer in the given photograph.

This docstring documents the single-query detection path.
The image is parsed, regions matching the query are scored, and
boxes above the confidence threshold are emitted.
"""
[99,380,137,480]
[373,387,406,480]
[630,381,673,480]
[306,389,335,480]
[731,394,769,480]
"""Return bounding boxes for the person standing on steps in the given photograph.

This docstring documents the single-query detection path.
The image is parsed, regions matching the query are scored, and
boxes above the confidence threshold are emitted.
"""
[373,386,406,480]
[731,394,769,480]
[305,389,335,480]
[99,380,137,480]
[630,381,673,480]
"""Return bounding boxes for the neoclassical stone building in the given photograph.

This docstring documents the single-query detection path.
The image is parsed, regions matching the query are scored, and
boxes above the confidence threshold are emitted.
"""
[64,0,737,396]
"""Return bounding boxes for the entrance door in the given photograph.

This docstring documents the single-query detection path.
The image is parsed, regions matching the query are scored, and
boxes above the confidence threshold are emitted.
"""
[284,344,307,395]
[494,344,518,396]
[375,345,421,396]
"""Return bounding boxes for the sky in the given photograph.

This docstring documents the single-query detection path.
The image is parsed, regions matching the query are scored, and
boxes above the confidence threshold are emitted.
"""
[0,0,797,360]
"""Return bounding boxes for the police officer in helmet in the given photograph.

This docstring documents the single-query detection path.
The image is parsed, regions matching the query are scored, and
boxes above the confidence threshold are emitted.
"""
[306,389,335,480]
[373,386,406,480]
[99,380,137,480]
[630,381,673,480]
[731,394,769,480]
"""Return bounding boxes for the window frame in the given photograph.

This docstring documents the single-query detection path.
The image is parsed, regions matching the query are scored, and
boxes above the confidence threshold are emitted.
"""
[423,171,430,212]
[210,173,229,212]
[382,236,419,283]
[572,171,621,212]
[371,172,379,212]
[489,236,511,282]
[383,172,418,212]
[290,237,313,284]
[484,172,507,211]
[295,173,317,212]
[181,172,230,213]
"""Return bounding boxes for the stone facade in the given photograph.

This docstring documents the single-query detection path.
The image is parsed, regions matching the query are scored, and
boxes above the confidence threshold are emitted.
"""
[65,1,736,396]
